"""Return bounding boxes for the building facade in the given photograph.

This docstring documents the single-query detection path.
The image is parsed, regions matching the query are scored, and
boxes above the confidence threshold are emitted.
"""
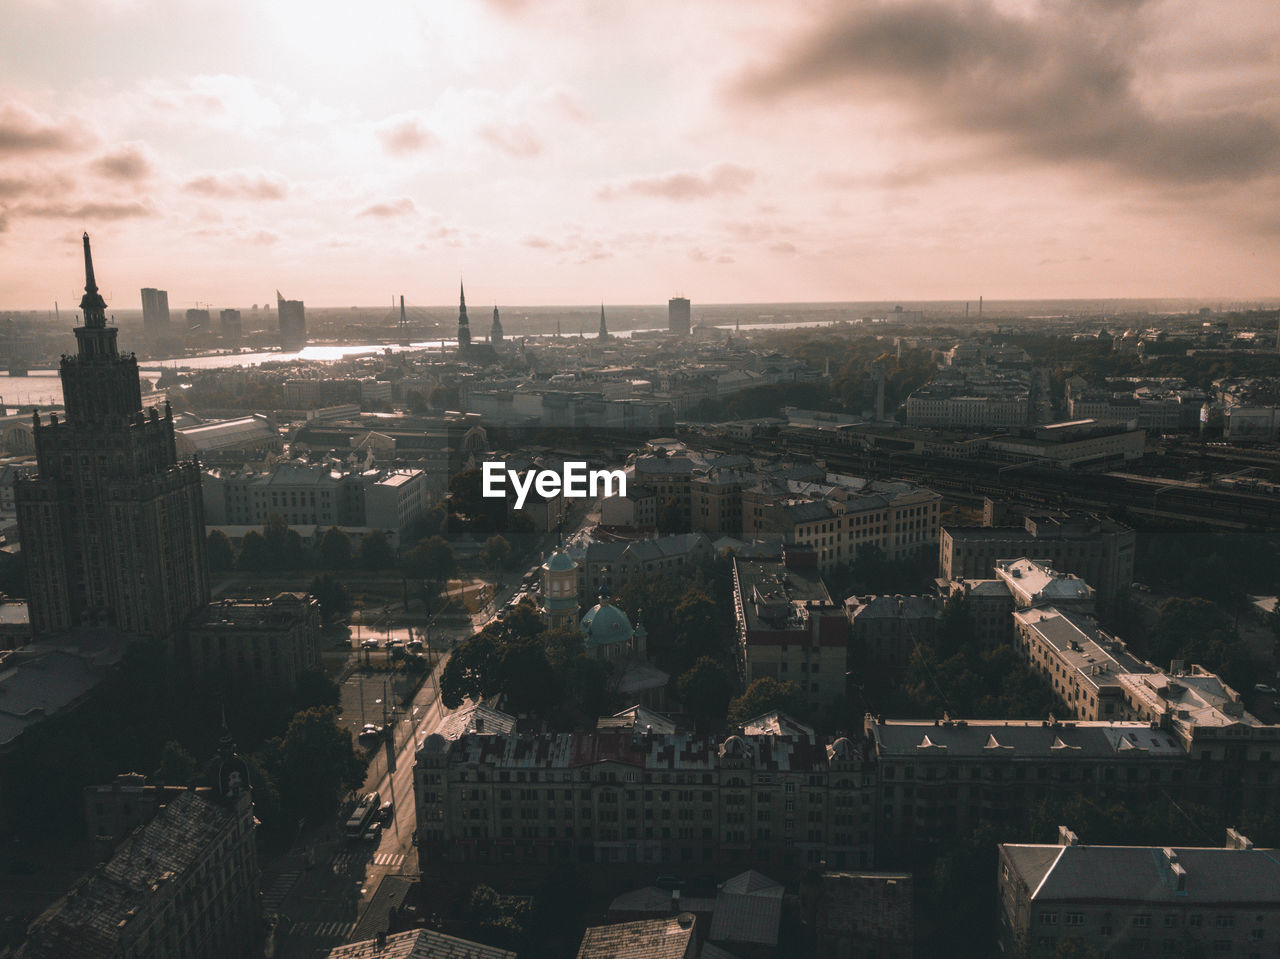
[414,728,875,872]
[140,288,170,341]
[184,592,321,692]
[16,235,209,640]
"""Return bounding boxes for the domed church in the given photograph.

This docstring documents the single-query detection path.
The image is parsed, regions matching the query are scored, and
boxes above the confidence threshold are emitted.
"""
[579,588,648,663]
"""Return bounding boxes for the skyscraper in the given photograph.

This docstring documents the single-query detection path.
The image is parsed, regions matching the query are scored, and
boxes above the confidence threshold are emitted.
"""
[457,282,471,351]
[491,305,503,345]
[276,290,307,351]
[668,296,691,336]
[140,288,170,341]
[185,308,210,333]
[15,234,209,640]
[598,303,609,341]
[219,308,242,344]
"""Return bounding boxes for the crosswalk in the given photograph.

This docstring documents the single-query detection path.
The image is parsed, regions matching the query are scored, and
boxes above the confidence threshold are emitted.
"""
[288,920,356,940]
[330,851,357,871]
[373,852,404,868]
[330,850,406,871]
[260,870,301,912]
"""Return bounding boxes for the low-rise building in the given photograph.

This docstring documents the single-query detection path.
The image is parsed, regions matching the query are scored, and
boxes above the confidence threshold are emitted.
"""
[998,827,1280,959]
[803,871,914,959]
[17,750,258,959]
[995,557,1095,613]
[576,915,697,959]
[845,595,941,671]
[184,592,321,692]
[1012,606,1152,721]
[322,928,516,959]
[732,548,849,709]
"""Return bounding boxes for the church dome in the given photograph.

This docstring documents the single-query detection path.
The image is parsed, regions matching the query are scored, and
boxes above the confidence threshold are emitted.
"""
[543,549,576,573]
[580,601,635,646]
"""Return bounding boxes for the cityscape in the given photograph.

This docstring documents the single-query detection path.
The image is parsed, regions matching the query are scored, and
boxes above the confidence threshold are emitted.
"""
[3,3,1280,959]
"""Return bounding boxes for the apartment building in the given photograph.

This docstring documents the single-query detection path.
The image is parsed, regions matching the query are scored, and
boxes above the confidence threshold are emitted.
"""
[999,827,1280,959]
[1012,606,1152,721]
[413,728,875,873]
[939,512,1135,609]
[845,595,941,671]
[731,549,849,709]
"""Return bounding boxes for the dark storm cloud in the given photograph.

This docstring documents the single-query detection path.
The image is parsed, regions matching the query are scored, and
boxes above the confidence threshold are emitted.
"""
[182,170,289,200]
[736,0,1280,185]
[90,145,152,181]
[598,164,756,201]
[0,102,82,153]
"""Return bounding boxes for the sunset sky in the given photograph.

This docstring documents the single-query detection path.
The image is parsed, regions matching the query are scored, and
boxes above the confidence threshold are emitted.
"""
[2,0,1279,310]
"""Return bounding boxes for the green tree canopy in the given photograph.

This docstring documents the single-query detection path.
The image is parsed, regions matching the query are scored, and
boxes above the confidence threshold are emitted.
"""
[152,740,197,786]
[205,529,235,572]
[274,707,367,822]
[403,535,456,581]
[482,534,512,572]
[236,530,270,572]
[677,657,735,731]
[319,526,353,570]
[308,573,351,620]
[359,529,396,571]
[727,677,808,727]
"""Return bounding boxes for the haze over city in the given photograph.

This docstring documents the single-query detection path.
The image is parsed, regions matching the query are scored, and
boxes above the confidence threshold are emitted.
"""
[3,0,1280,310]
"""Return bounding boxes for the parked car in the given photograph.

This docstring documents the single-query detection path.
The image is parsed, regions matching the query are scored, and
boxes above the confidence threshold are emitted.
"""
[361,638,379,650]
[407,639,424,652]
[363,822,382,841]
[380,800,394,821]
[358,723,384,742]
[1255,684,1278,696]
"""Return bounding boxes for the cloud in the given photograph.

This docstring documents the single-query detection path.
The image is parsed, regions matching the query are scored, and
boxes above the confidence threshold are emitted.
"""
[18,200,152,220]
[522,234,557,249]
[143,75,283,130]
[598,163,756,201]
[357,196,417,217]
[478,121,543,158]
[0,102,82,153]
[182,169,289,200]
[90,143,152,181]
[734,0,1280,185]
[375,114,439,155]
[770,241,798,255]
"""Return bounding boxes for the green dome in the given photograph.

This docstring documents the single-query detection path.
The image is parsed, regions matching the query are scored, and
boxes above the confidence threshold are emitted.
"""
[543,549,576,572]
[580,602,635,646]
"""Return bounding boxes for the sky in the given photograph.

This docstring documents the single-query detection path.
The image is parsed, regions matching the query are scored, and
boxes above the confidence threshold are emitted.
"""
[2,0,1279,310]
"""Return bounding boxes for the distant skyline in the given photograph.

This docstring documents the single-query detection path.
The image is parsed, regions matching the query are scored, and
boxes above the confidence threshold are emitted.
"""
[3,0,1280,309]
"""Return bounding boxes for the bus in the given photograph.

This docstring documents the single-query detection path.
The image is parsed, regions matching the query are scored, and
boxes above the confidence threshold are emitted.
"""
[344,791,381,839]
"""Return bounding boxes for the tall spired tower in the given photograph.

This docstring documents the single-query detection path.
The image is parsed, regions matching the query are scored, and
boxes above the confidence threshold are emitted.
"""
[598,303,609,341]
[457,282,471,351]
[490,305,504,345]
[15,234,209,640]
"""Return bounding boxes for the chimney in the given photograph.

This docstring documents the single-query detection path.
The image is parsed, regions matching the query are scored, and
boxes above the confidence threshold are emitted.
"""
[671,889,681,915]
[1057,826,1079,846]
[376,930,387,951]
[1226,827,1254,851]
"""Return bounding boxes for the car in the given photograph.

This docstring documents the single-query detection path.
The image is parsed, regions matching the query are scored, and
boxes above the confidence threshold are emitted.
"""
[380,800,394,821]
[361,638,379,650]
[358,724,384,741]
[363,822,382,841]
[1256,684,1278,696]
[407,639,424,652]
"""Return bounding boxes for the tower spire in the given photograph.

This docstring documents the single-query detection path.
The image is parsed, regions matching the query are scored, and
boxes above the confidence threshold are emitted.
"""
[456,279,471,350]
[598,303,609,340]
[80,233,108,330]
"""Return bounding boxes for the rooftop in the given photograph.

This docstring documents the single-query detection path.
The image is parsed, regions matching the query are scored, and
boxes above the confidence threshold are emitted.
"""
[575,915,696,959]
[867,718,1184,759]
[322,928,517,959]
[1004,840,1280,905]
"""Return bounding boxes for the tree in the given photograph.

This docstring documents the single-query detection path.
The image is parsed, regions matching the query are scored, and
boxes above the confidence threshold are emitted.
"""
[482,535,512,572]
[205,529,235,572]
[670,588,720,673]
[294,669,341,711]
[274,707,367,822]
[309,573,351,620]
[430,384,460,410]
[404,535,456,581]
[440,633,503,709]
[319,526,353,570]
[359,529,395,571]
[727,677,808,726]
[237,530,270,571]
[677,658,735,730]
[498,638,561,715]
[152,740,196,786]
[657,497,684,534]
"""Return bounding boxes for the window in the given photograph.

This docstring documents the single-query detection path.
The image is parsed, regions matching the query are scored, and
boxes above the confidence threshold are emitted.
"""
[1039,913,1059,927]
[1134,916,1151,928]
[1065,913,1084,926]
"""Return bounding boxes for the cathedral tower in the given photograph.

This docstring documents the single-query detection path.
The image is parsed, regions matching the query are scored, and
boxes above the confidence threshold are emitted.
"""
[15,234,209,640]
[457,282,472,351]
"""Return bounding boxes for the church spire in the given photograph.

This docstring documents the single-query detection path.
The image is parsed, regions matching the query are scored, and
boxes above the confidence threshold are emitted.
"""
[80,233,108,330]
[457,280,471,350]
[598,303,609,341]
